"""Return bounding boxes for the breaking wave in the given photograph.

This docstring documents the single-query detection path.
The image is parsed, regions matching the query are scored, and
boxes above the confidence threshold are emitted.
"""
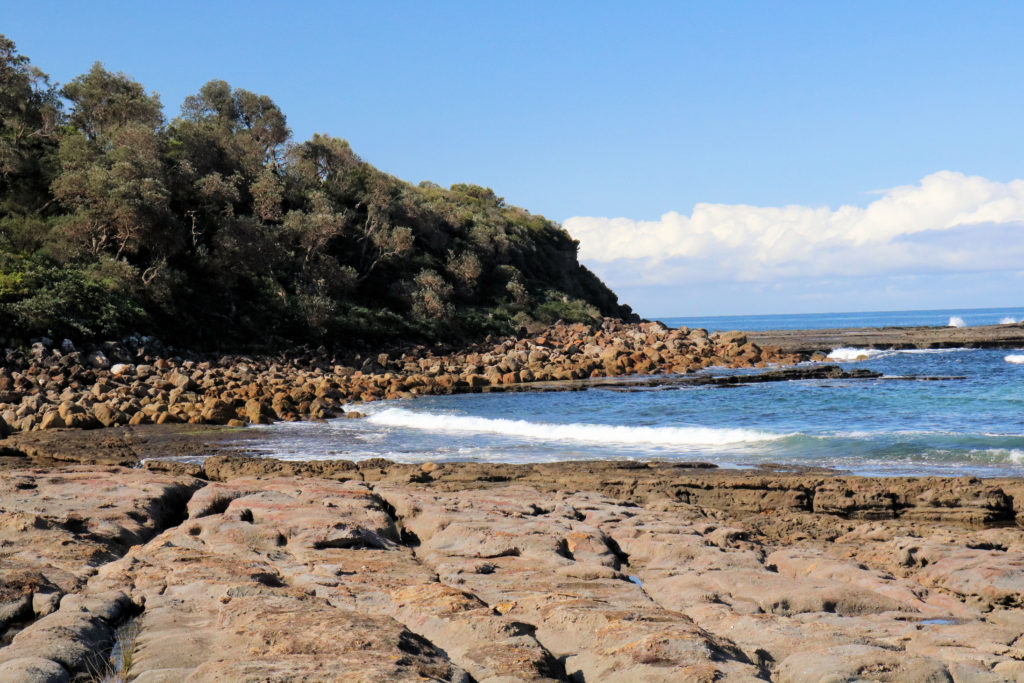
[1005,354,1024,364]
[826,347,890,361]
[984,448,1024,464]
[366,408,786,447]
[948,316,966,328]
[827,347,973,362]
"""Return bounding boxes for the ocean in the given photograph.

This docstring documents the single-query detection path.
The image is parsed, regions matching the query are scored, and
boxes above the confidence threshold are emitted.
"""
[659,306,1024,331]
[239,307,1024,478]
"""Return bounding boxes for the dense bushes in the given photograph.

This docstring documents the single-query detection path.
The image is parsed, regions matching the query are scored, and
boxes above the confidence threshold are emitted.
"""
[0,36,633,349]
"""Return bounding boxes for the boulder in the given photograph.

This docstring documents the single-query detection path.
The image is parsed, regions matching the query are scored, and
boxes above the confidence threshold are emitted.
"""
[0,657,69,683]
[717,330,748,347]
[167,371,194,391]
[91,402,122,428]
[200,398,236,425]
[244,398,274,425]
[109,363,132,377]
[85,350,109,370]
[38,412,65,430]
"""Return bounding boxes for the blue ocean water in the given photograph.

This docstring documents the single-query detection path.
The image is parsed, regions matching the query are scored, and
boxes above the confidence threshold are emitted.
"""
[243,308,1024,477]
[659,306,1024,331]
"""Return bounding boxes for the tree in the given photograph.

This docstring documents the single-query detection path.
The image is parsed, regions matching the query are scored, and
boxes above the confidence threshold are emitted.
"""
[53,64,175,262]
[51,123,174,260]
[0,37,635,347]
[180,80,290,173]
[0,34,62,215]
[353,173,414,280]
[411,268,454,320]
[62,62,162,140]
[446,249,482,298]
[288,133,367,203]
[282,191,348,265]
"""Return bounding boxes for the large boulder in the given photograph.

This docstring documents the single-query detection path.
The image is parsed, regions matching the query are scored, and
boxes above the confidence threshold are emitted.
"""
[38,412,65,430]
[200,398,236,425]
[91,402,124,428]
[0,657,69,683]
[167,370,194,391]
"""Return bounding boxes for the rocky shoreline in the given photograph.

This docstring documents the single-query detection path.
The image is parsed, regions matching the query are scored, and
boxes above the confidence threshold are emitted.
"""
[3,317,1004,437]
[0,320,801,435]
[1,444,1023,681]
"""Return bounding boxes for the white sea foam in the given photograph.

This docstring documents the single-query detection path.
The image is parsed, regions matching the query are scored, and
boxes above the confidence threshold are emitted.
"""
[827,347,973,362]
[366,408,785,447]
[826,347,889,362]
[966,448,1024,464]
[948,316,967,328]
[1005,354,1024,364]
[1000,316,1020,324]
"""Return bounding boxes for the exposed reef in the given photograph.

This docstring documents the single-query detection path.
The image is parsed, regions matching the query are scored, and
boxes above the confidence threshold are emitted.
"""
[1,453,1023,681]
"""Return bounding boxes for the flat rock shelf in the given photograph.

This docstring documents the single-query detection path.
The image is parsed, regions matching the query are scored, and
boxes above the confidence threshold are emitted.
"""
[1,440,1024,681]
[749,322,1024,354]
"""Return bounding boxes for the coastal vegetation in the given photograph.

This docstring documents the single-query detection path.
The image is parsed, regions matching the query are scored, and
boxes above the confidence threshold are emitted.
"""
[0,36,632,349]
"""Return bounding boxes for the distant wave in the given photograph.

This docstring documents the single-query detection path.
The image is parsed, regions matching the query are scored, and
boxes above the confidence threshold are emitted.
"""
[1000,316,1021,324]
[366,408,786,447]
[827,346,974,362]
[826,347,891,361]
[1005,354,1024,364]
[948,316,967,328]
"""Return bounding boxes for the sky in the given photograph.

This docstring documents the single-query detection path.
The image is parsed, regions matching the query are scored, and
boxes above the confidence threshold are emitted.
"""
[4,2,1024,317]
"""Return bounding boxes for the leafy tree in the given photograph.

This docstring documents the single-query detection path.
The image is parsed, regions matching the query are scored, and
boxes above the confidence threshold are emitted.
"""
[180,79,289,173]
[411,268,454,321]
[51,123,173,260]
[0,36,62,216]
[0,34,635,349]
[62,62,162,139]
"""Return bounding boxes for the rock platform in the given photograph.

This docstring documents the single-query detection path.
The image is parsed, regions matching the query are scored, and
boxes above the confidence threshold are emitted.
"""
[749,322,1024,355]
[1,442,1023,681]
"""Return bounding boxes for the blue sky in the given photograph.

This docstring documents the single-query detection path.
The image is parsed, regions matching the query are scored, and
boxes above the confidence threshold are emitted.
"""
[5,2,1024,317]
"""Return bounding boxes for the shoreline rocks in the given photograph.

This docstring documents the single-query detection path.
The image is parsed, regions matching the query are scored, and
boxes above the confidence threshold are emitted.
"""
[0,319,801,434]
[2,318,1003,436]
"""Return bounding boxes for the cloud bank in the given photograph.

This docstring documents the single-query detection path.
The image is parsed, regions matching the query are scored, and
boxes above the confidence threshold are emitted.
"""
[564,171,1024,287]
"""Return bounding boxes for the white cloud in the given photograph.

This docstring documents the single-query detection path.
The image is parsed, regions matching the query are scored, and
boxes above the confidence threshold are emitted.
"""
[564,171,1024,286]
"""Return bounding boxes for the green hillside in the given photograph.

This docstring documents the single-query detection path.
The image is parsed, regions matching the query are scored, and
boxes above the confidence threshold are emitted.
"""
[0,36,633,349]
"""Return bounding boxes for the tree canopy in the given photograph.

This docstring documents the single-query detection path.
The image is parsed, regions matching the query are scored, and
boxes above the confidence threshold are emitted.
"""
[0,36,633,349]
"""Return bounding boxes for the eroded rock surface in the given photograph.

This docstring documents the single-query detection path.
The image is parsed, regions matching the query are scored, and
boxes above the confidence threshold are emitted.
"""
[1,462,1023,681]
